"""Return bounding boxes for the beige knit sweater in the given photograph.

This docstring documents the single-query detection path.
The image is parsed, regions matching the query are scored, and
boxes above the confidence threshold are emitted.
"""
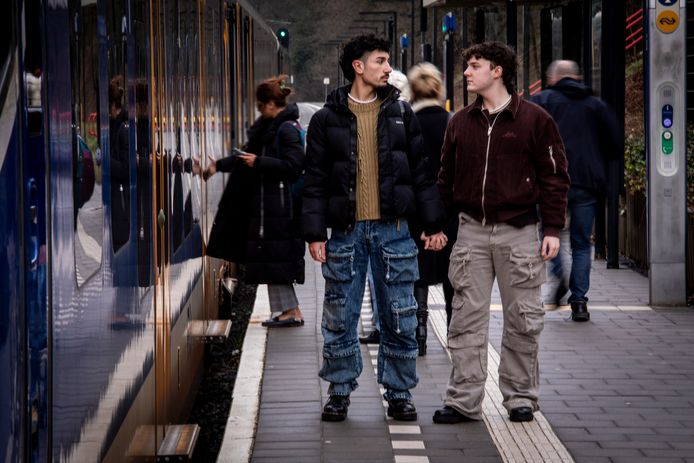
[348,98,381,221]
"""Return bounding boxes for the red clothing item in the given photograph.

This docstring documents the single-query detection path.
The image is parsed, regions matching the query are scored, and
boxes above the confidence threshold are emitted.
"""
[438,94,570,238]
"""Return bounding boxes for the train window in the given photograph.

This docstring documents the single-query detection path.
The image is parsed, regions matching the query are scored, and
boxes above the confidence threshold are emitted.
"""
[133,0,151,286]
[108,0,131,254]
[70,0,104,286]
[0,1,11,93]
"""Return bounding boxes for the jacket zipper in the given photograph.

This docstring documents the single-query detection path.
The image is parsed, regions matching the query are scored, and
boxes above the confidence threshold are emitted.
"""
[548,145,557,174]
[481,112,501,226]
[279,181,285,209]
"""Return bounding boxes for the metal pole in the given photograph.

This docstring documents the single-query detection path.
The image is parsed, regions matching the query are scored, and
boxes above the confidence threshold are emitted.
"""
[411,0,415,66]
[444,33,454,110]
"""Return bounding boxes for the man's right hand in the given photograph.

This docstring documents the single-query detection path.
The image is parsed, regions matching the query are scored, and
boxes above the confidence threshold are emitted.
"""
[309,242,327,263]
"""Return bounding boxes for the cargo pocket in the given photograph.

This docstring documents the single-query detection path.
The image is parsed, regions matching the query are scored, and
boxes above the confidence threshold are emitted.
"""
[381,239,419,284]
[322,295,347,332]
[322,244,355,282]
[448,332,487,383]
[448,245,472,293]
[509,251,545,288]
[499,333,538,390]
[390,295,418,335]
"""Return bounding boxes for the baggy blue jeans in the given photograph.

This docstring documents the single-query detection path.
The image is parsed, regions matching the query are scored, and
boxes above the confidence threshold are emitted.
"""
[319,219,420,400]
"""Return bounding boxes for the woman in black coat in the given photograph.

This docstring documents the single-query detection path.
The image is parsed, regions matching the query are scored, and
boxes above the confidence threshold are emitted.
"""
[205,75,306,327]
[407,63,457,354]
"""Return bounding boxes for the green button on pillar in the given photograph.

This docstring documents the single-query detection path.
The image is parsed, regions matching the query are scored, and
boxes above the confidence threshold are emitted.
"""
[662,130,673,154]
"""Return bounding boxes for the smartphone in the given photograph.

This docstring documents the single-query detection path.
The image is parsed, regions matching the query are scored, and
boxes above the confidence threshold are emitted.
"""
[231,147,246,157]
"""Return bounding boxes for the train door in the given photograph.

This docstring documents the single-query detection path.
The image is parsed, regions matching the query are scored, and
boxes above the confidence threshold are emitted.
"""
[150,0,173,454]
[1,2,27,463]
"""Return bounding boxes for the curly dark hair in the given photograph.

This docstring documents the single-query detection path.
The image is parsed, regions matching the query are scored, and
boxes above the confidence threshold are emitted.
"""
[462,41,518,94]
[339,34,391,82]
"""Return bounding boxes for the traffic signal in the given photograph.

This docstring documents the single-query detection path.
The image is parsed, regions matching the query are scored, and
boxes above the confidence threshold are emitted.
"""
[277,28,289,48]
[442,12,456,34]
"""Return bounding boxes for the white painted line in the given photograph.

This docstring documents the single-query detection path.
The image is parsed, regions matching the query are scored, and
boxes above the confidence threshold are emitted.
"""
[394,456,429,463]
[217,285,271,463]
[371,358,378,365]
[392,440,425,450]
[388,425,421,434]
[428,284,575,463]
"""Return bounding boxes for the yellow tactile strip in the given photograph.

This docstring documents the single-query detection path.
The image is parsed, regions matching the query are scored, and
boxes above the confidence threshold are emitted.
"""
[428,288,575,463]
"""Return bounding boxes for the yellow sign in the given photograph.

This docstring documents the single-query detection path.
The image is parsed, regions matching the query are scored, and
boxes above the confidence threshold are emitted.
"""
[656,10,679,34]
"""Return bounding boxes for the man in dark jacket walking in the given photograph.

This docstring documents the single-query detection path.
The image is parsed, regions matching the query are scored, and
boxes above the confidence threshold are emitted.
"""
[434,42,570,425]
[532,60,621,322]
[302,35,446,422]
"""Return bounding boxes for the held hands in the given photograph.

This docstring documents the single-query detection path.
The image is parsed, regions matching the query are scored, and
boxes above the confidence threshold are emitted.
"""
[541,236,560,260]
[421,231,448,251]
[309,242,327,263]
[202,154,217,180]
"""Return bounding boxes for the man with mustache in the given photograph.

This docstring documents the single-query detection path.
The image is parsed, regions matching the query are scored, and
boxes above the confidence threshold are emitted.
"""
[302,34,447,422]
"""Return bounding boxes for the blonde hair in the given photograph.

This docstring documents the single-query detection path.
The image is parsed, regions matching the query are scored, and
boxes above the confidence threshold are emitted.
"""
[407,63,444,103]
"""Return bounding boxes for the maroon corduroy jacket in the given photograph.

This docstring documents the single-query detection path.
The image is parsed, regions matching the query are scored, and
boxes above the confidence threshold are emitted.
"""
[438,93,570,238]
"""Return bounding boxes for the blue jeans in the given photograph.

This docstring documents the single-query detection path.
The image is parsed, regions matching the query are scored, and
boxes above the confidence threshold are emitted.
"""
[566,187,597,302]
[320,219,420,400]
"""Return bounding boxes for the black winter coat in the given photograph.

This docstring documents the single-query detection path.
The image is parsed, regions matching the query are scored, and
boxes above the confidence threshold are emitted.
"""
[109,109,130,252]
[410,103,456,285]
[302,85,444,243]
[531,78,621,193]
[206,103,305,284]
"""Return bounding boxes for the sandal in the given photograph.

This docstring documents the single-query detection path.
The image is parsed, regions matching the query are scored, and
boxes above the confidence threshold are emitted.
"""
[261,316,304,327]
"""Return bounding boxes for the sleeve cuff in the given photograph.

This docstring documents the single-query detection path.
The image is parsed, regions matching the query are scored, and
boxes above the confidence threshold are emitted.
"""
[543,226,561,238]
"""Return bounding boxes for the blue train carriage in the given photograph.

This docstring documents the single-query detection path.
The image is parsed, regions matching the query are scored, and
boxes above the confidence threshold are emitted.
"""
[1,0,281,462]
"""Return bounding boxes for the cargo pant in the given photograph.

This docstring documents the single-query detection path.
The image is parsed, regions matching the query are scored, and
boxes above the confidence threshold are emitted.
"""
[319,219,420,401]
[444,213,546,419]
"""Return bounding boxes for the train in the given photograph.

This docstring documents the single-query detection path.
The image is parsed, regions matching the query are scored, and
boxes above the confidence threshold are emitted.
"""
[0,0,283,461]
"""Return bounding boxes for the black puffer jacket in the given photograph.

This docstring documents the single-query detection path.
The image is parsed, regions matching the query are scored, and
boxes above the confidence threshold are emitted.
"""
[531,78,621,193]
[207,103,305,284]
[301,85,444,242]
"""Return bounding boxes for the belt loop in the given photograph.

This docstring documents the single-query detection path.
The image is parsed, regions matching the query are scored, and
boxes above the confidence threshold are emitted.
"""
[396,218,400,232]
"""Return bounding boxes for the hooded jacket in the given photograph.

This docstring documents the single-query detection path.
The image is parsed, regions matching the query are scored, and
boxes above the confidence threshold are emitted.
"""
[301,84,444,243]
[206,103,305,284]
[438,93,570,237]
[531,78,621,194]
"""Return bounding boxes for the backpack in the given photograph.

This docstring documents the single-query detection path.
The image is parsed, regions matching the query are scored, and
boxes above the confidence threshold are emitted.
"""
[275,120,306,201]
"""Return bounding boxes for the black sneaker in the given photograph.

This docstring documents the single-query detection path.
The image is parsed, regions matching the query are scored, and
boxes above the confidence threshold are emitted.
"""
[387,398,417,421]
[433,406,475,424]
[570,300,590,322]
[358,329,380,344]
[322,395,350,422]
[509,406,534,422]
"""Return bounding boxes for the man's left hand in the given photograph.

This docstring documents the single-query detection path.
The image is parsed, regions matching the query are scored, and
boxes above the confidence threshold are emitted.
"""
[541,236,560,260]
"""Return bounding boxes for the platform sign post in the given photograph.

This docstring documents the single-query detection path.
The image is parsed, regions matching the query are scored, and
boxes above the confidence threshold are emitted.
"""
[646,0,686,305]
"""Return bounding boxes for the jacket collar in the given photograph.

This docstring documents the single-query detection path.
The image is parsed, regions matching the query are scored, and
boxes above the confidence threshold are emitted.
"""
[412,98,444,113]
[470,92,521,120]
[326,84,399,112]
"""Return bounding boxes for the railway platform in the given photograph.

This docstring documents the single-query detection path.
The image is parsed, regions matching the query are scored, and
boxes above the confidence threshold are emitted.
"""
[218,254,694,463]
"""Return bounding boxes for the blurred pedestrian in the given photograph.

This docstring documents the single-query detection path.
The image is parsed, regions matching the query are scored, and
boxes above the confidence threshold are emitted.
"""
[205,75,306,327]
[434,42,569,424]
[407,62,456,355]
[303,34,446,422]
[532,60,621,322]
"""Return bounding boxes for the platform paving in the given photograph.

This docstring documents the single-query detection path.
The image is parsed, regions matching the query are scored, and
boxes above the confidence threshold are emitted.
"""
[239,255,694,463]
